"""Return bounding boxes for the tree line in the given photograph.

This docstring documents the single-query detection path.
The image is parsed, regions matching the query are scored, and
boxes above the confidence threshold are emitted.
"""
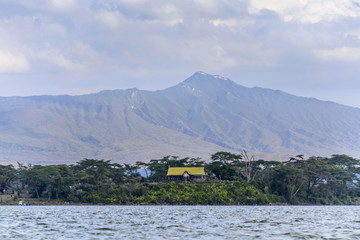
[1,152,360,205]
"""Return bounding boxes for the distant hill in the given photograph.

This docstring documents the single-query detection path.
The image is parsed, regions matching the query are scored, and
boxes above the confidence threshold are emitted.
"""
[1,71,360,164]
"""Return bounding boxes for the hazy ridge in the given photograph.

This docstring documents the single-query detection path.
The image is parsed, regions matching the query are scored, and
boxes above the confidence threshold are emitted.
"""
[1,72,360,164]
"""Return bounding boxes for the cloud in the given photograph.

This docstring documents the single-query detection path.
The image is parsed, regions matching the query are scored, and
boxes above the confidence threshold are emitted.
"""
[9,0,78,12]
[153,4,183,26]
[51,55,83,71]
[0,50,30,73]
[215,46,237,68]
[116,0,146,5]
[1,0,360,108]
[248,0,360,23]
[49,0,77,11]
[210,19,238,28]
[194,0,218,11]
[95,2,184,27]
[96,10,123,30]
[314,47,360,61]
[32,41,109,72]
[344,29,360,41]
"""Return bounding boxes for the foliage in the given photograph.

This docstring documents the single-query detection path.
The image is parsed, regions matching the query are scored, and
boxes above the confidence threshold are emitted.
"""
[1,152,360,205]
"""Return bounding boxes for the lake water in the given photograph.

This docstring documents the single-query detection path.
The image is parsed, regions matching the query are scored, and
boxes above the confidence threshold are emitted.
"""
[1,205,360,239]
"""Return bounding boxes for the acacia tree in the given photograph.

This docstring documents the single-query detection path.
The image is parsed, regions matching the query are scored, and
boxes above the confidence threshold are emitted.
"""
[74,159,112,194]
[271,163,306,204]
[124,164,141,183]
[23,165,51,198]
[186,157,205,167]
[147,156,176,181]
[302,155,360,201]
[45,165,74,200]
[207,152,242,180]
[300,156,329,201]
[0,165,17,194]
[109,163,126,186]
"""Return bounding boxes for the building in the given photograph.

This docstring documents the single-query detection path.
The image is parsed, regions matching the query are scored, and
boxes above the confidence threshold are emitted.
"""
[166,167,206,181]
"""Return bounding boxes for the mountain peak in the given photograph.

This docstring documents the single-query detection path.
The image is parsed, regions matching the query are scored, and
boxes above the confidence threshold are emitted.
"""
[193,71,230,81]
[183,72,232,85]
[3,72,360,164]
[195,71,208,76]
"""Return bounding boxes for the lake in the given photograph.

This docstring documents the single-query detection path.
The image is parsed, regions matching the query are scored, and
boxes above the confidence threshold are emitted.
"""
[0,205,360,239]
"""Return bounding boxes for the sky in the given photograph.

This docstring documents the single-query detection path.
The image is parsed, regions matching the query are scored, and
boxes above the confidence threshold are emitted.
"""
[1,0,360,107]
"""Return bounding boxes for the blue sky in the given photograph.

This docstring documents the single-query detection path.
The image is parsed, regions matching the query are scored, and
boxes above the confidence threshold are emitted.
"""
[1,0,360,107]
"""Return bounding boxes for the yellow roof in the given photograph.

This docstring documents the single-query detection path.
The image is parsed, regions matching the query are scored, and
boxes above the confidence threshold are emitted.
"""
[166,167,205,176]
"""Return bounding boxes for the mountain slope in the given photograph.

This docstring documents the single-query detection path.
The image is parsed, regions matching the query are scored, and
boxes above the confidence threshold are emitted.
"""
[1,72,360,164]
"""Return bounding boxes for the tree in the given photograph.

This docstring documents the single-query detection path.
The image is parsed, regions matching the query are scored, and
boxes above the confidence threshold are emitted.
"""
[147,156,172,182]
[0,165,17,194]
[206,152,242,180]
[187,157,205,167]
[271,164,305,204]
[301,156,329,201]
[239,151,259,183]
[74,159,112,194]
[109,163,126,185]
[45,165,74,200]
[124,164,141,183]
[23,165,51,198]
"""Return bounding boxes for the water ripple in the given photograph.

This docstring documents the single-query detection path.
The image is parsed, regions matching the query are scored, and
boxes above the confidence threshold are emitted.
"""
[1,205,360,239]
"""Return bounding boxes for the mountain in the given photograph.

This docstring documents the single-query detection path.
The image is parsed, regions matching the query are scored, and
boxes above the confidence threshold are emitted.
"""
[1,71,360,164]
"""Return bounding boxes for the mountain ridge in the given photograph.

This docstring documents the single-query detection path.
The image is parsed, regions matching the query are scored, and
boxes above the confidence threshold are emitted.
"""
[1,72,360,164]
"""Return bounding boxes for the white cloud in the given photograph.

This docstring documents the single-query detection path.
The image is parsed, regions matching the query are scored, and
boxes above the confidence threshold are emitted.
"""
[34,48,84,71]
[151,4,183,26]
[210,19,238,28]
[215,46,237,68]
[314,47,360,61]
[0,50,30,73]
[2,0,360,108]
[49,0,77,11]
[194,0,218,11]
[96,11,123,30]
[248,0,360,23]
[52,55,83,71]
[95,3,183,28]
[117,0,146,4]
[14,0,78,12]
[344,30,360,40]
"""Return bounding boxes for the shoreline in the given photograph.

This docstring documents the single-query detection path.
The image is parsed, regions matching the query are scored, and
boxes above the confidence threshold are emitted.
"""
[1,202,351,206]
